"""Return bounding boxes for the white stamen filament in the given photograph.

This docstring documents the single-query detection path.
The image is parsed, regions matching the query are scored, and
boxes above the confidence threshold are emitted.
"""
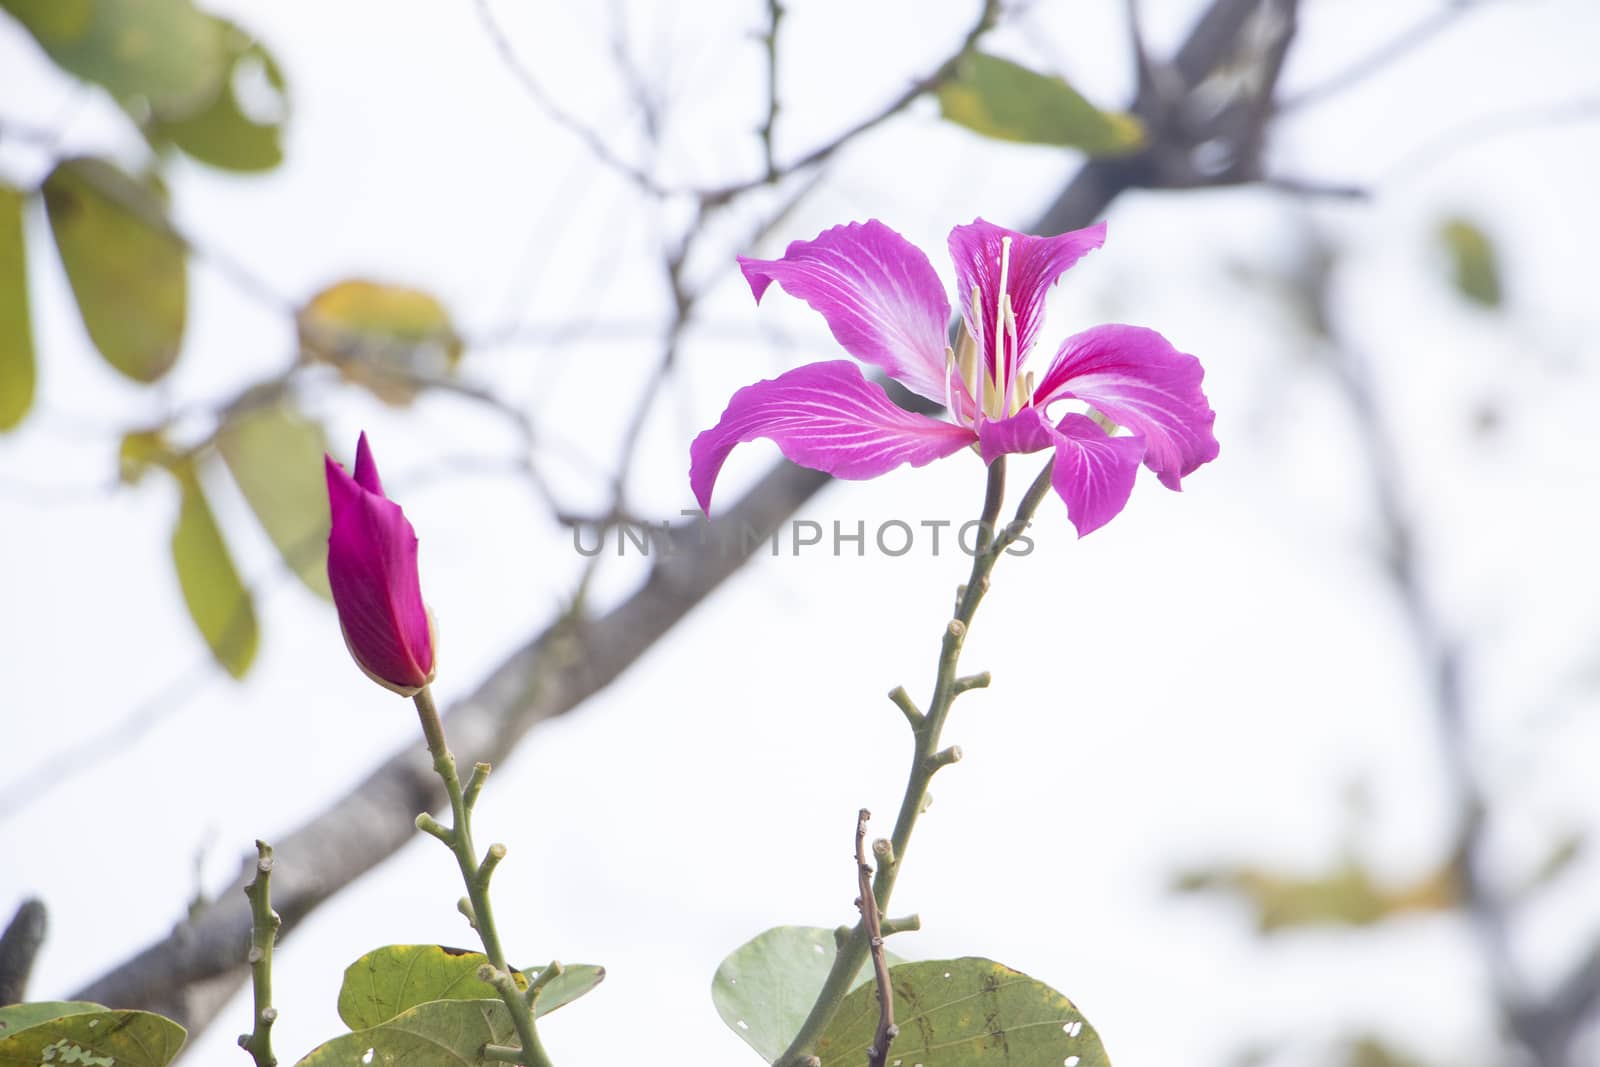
[991,236,1013,420]
[966,285,983,420]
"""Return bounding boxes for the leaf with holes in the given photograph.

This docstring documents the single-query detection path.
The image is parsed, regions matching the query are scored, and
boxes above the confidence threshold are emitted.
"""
[0,1002,103,1036]
[298,280,463,406]
[813,957,1110,1067]
[712,926,907,1063]
[296,998,514,1067]
[0,1008,186,1066]
[152,20,287,172]
[0,0,225,117]
[172,463,258,679]
[1437,216,1501,309]
[43,157,187,383]
[0,185,34,432]
[218,402,332,598]
[338,944,604,1030]
[938,52,1144,156]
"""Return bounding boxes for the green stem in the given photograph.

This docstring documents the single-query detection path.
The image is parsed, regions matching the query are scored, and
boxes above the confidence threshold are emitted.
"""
[775,458,1054,1067]
[236,841,281,1067]
[413,688,554,1067]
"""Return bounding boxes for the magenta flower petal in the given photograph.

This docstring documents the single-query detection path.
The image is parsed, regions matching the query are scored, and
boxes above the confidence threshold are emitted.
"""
[690,360,975,513]
[977,407,1143,536]
[975,406,1055,464]
[325,438,435,696]
[352,430,385,495]
[1033,323,1219,490]
[1045,413,1147,537]
[737,220,954,405]
[947,219,1106,379]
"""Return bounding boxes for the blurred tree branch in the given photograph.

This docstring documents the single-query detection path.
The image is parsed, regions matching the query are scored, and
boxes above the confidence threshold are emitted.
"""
[1321,261,1600,1067]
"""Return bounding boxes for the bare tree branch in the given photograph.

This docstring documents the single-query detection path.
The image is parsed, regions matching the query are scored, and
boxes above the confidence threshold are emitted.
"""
[0,899,47,1006]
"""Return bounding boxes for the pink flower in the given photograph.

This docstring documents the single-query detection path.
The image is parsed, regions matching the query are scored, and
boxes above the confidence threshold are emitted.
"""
[690,219,1219,535]
[325,433,435,695]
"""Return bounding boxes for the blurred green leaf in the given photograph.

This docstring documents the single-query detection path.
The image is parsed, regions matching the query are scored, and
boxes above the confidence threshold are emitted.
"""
[296,999,514,1067]
[0,1002,103,1036]
[153,22,287,172]
[1344,1034,1430,1067]
[298,280,463,406]
[43,157,186,383]
[1174,857,1458,933]
[814,957,1110,1067]
[0,0,225,118]
[1438,216,1502,309]
[119,428,177,485]
[0,1008,185,1066]
[337,944,604,1031]
[0,185,34,431]
[171,464,257,679]
[711,926,905,1063]
[938,52,1144,156]
[217,402,331,598]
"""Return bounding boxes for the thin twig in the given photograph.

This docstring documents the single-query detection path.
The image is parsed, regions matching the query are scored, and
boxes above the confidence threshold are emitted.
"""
[698,0,1004,208]
[758,0,784,181]
[1278,0,1485,113]
[471,0,662,194]
[1384,94,1600,182]
[855,810,897,1067]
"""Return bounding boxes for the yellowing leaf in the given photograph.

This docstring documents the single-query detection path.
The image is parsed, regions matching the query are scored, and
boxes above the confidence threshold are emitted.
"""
[171,465,257,679]
[0,185,34,431]
[1174,857,1459,933]
[0,0,225,118]
[1438,216,1502,309]
[217,402,331,598]
[939,52,1145,156]
[44,158,186,383]
[298,280,463,406]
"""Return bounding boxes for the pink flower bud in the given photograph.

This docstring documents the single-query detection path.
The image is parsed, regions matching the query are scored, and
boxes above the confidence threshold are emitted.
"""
[325,433,435,696]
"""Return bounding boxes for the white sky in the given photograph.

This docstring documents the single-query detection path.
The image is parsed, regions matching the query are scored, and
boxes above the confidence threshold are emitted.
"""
[3,1,1600,1065]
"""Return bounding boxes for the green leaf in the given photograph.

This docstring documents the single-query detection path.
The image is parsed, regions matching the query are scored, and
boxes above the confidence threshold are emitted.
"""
[217,402,331,598]
[298,280,464,406]
[43,157,186,383]
[153,22,287,172]
[171,464,258,679]
[711,926,905,1063]
[0,185,34,431]
[814,957,1110,1067]
[0,1002,103,1036]
[337,944,605,1031]
[0,0,225,118]
[938,52,1145,156]
[0,1008,185,1067]
[296,999,515,1067]
[1438,216,1502,309]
